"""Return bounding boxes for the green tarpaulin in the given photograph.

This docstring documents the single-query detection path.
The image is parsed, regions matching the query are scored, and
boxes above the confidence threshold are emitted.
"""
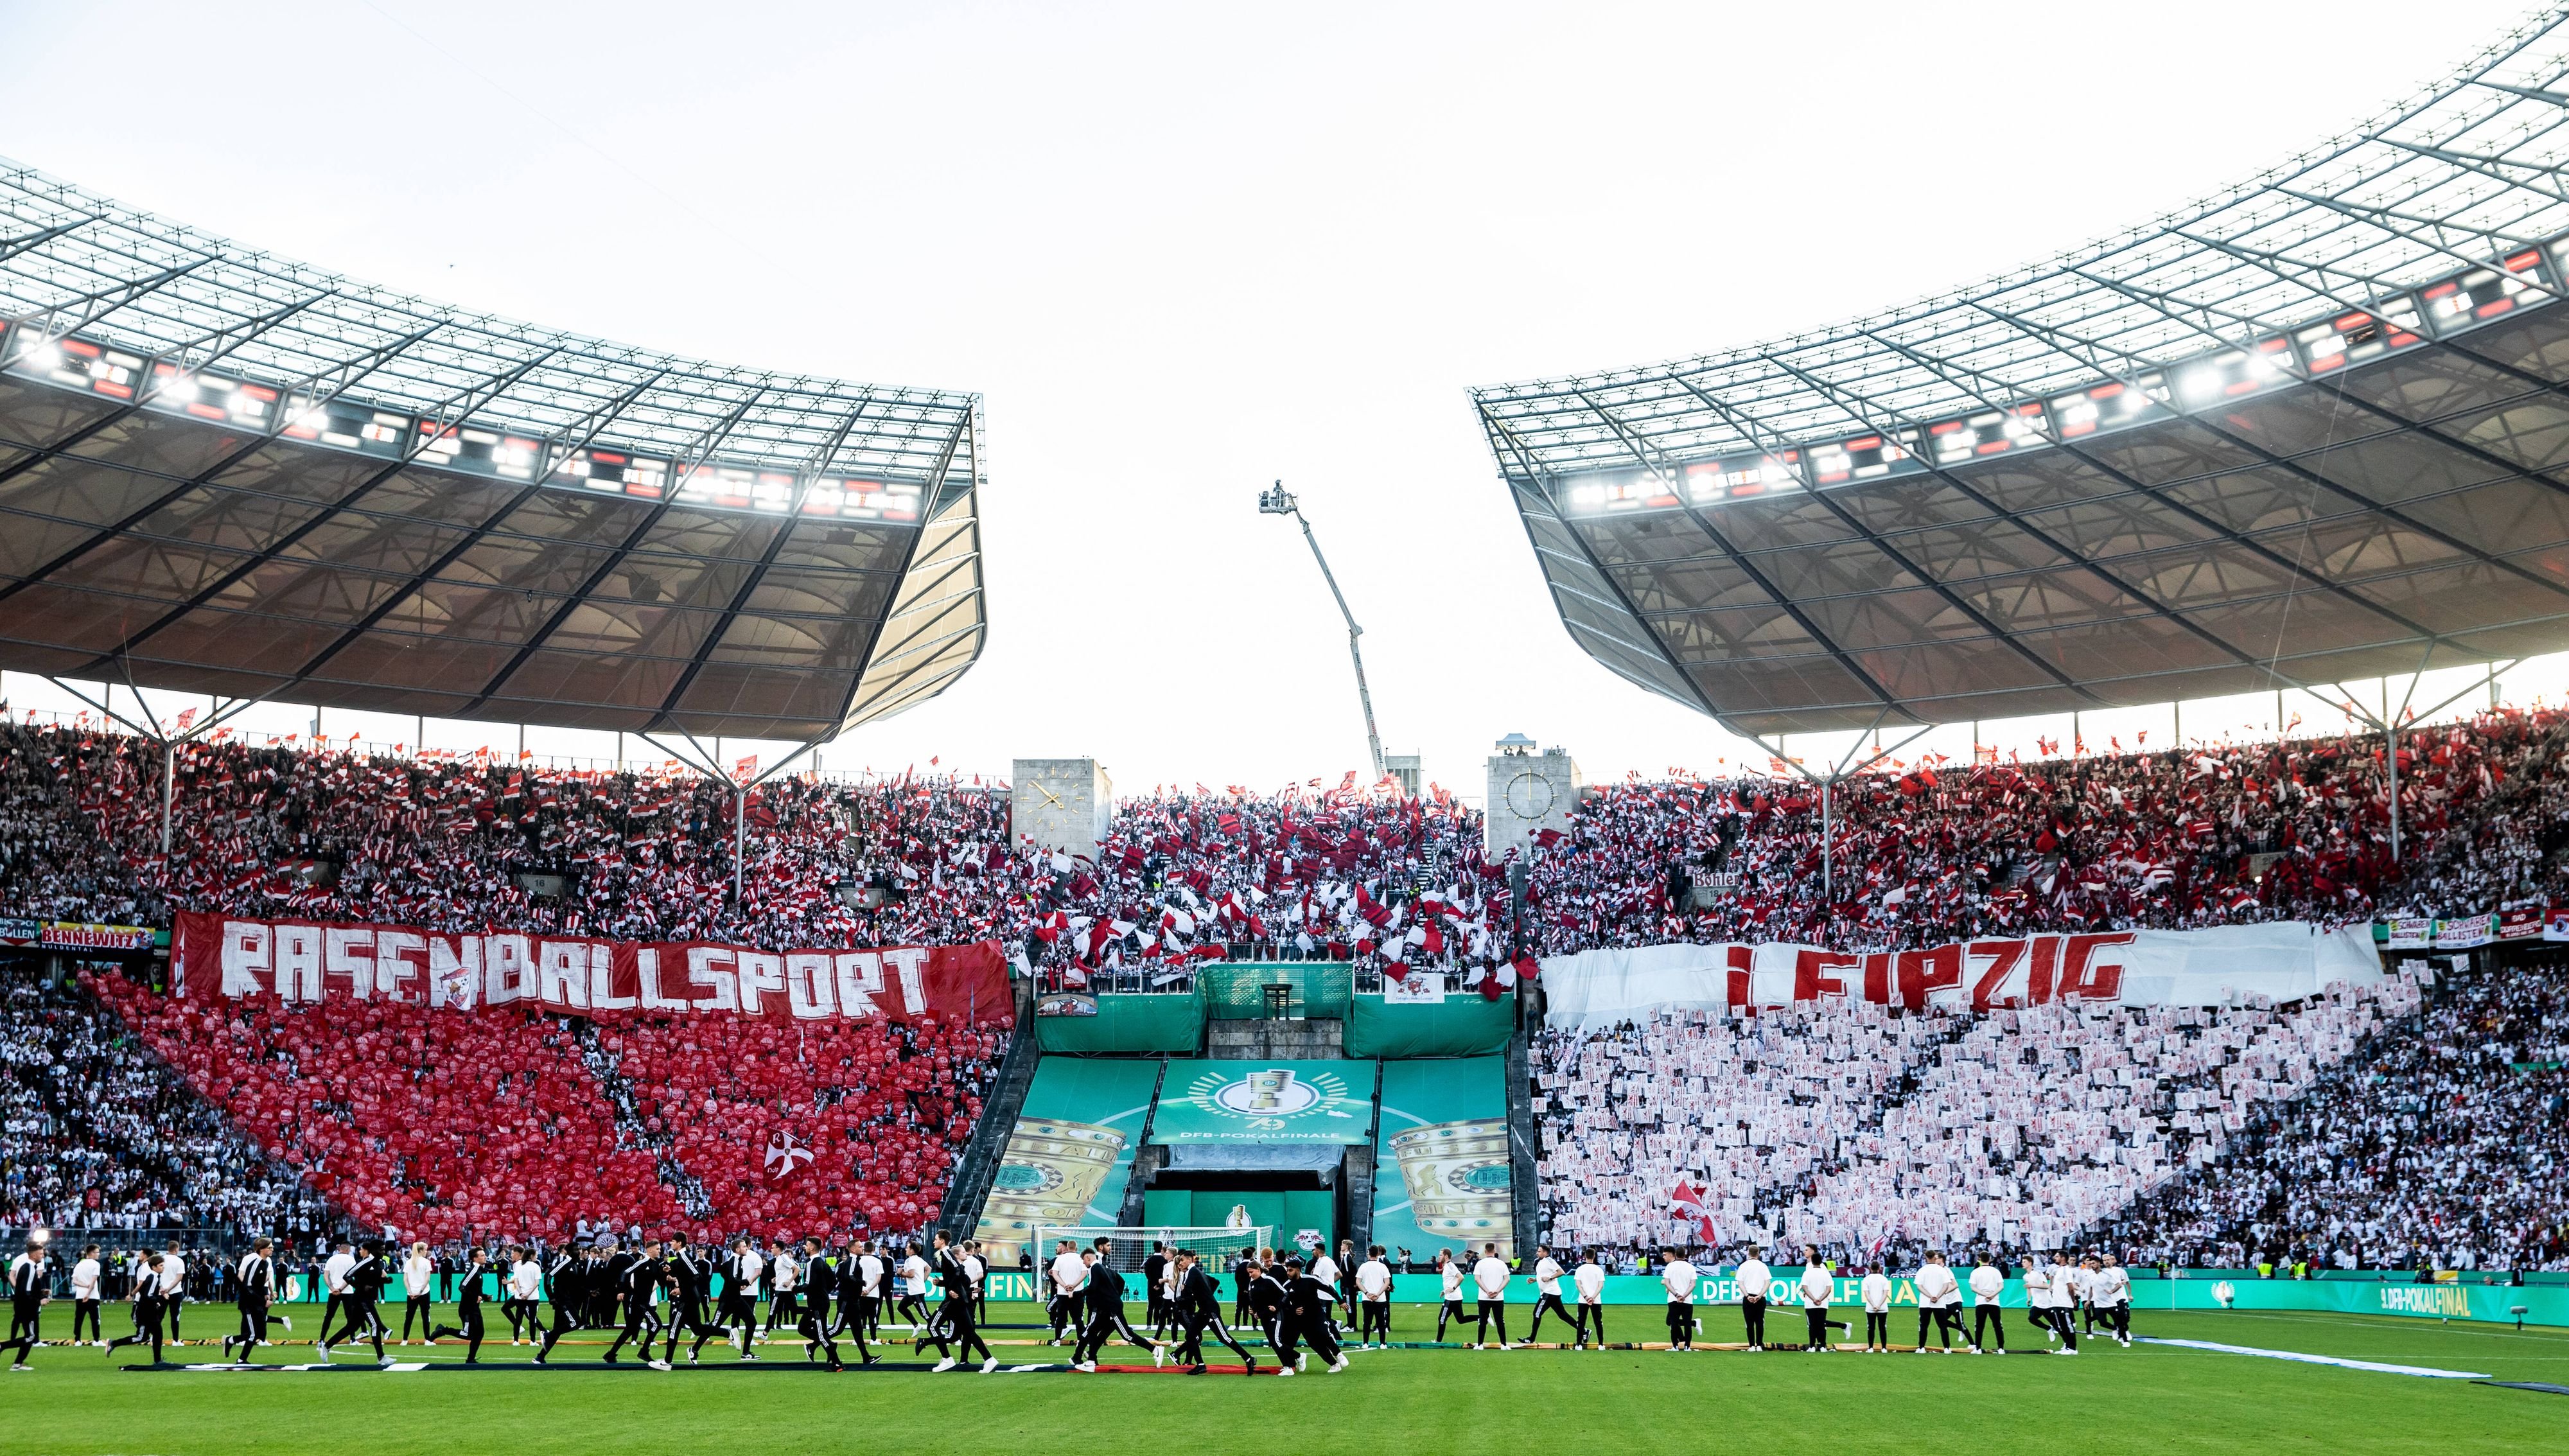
[1198,961,1351,1020]
[1343,992,1514,1058]
[1372,1057,1512,1259]
[1150,1058,1378,1143]
[1035,992,1204,1053]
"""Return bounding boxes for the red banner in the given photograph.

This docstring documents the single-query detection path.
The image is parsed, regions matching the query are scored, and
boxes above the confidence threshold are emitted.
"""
[170,911,1008,1024]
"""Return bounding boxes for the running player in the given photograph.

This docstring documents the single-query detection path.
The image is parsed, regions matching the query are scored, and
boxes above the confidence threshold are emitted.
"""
[425,1247,494,1365]
[1525,1245,1575,1344]
[219,1238,278,1363]
[1432,1249,1469,1342]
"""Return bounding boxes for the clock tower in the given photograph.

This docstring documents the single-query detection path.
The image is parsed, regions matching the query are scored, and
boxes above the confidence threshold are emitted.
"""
[1484,735,1580,860]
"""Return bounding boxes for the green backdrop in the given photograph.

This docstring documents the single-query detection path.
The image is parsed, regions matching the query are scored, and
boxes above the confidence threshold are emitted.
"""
[1035,992,1204,1053]
[1150,1058,1377,1143]
[970,1057,1163,1262]
[1371,1056,1513,1259]
[1143,1188,1337,1254]
[1198,961,1352,1019]
[1344,991,1514,1058]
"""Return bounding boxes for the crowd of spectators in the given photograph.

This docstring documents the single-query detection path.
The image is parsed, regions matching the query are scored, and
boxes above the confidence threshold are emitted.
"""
[2107,955,2569,1272]
[1522,708,2569,955]
[1532,972,2418,1270]
[0,962,329,1237]
[3,707,2566,1265]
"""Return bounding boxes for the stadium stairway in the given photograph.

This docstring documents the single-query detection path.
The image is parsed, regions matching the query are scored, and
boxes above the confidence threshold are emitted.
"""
[1204,1017,1343,1060]
[1505,1019,1539,1252]
[934,1009,1042,1236]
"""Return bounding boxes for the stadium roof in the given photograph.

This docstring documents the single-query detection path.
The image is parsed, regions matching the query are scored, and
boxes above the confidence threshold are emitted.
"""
[0,161,985,746]
[1475,8,2569,738]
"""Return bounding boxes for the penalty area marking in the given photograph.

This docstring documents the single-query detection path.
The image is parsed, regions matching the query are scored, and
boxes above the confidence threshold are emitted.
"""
[2135,1337,2488,1379]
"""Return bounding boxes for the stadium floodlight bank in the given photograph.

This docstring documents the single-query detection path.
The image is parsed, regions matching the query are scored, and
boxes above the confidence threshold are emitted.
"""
[0,161,985,746]
[1475,7,2569,737]
[1033,1224,1276,1267]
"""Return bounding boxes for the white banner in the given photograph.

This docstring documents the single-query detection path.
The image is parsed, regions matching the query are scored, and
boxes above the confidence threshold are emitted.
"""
[1538,922,2383,1030]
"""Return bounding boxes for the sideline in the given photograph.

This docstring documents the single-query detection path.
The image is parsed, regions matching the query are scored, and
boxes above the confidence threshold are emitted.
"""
[2135,1336,2487,1379]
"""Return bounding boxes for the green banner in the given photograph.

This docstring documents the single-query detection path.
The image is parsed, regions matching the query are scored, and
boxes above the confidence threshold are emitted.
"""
[1344,992,1514,1058]
[1144,1189,1338,1255]
[1150,1059,1376,1143]
[1035,992,1204,1053]
[1198,961,1351,1020]
[1361,1270,2567,1325]
[971,1057,1164,1264]
[1372,1057,1512,1259]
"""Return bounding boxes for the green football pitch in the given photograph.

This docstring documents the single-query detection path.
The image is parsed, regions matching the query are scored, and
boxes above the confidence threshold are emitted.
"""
[3,1299,2566,1455]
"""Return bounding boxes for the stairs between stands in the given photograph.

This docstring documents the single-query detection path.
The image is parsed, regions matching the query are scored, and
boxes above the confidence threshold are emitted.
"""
[936,999,1043,1235]
[1204,1016,1344,1060]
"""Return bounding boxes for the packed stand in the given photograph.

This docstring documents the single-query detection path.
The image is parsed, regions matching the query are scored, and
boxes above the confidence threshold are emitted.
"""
[1534,971,2421,1272]
[0,961,329,1238]
[1525,708,2569,954]
[2110,956,2569,1272]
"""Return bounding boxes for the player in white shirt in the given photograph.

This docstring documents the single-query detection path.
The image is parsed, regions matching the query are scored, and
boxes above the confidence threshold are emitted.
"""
[2072,1257,2100,1337]
[1911,1252,1965,1353]
[507,1249,545,1346]
[1857,1266,1893,1351]
[1734,1247,1773,1351]
[1658,1248,1699,1351]
[1433,1251,1469,1343]
[1967,1254,2006,1353]
[852,1243,889,1345]
[69,1245,103,1348]
[1047,1240,1088,1345]
[399,1243,435,1345]
[1798,1260,1845,1352]
[896,1246,933,1330]
[2028,1252,2078,1353]
[317,1240,358,1350]
[2094,1256,2133,1346]
[155,1241,188,1346]
[1572,1252,1608,1350]
[1525,1245,1576,1344]
[1469,1245,1512,1349]
[1353,1247,1393,1349]
[765,1244,800,1340]
[1307,1248,1344,1344]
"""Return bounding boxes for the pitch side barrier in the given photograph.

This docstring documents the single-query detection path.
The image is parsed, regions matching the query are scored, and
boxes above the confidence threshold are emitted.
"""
[1369,1272,2569,1327]
[317,1267,2564,1327]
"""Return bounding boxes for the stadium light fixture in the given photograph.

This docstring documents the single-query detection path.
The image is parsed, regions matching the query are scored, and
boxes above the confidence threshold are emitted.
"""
[1261,481,1387,783]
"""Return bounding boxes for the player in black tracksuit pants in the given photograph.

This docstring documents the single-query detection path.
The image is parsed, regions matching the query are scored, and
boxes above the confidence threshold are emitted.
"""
[426,1249,493,1364]
[660,1245,726,1365]
[102,1254,168,1364]
[921,1239,990,1369]
[1069,1255,1161,1366]
[795,1241,843,1370]
[1271,1262,1343,1372]
[1168,1252,1256,1374]
[534,1254,593,1364]
[333,1247,389,1362]
[5,1242,46,1368]
[603,1245,666,1364]
[219,1241,277,1362]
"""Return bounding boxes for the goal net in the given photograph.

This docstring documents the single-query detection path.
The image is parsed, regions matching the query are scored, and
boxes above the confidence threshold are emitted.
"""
[1031,1224,1276,1271]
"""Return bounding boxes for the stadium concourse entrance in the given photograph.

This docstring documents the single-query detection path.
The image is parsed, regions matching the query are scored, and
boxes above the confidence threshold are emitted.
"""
[960,968,1530,1271]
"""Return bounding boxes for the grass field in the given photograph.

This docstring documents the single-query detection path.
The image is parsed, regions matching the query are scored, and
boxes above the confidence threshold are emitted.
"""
[3,1299,2566,1455]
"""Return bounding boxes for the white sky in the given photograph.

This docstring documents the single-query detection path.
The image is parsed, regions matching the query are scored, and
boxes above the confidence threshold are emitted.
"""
[4,0,2563,794]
